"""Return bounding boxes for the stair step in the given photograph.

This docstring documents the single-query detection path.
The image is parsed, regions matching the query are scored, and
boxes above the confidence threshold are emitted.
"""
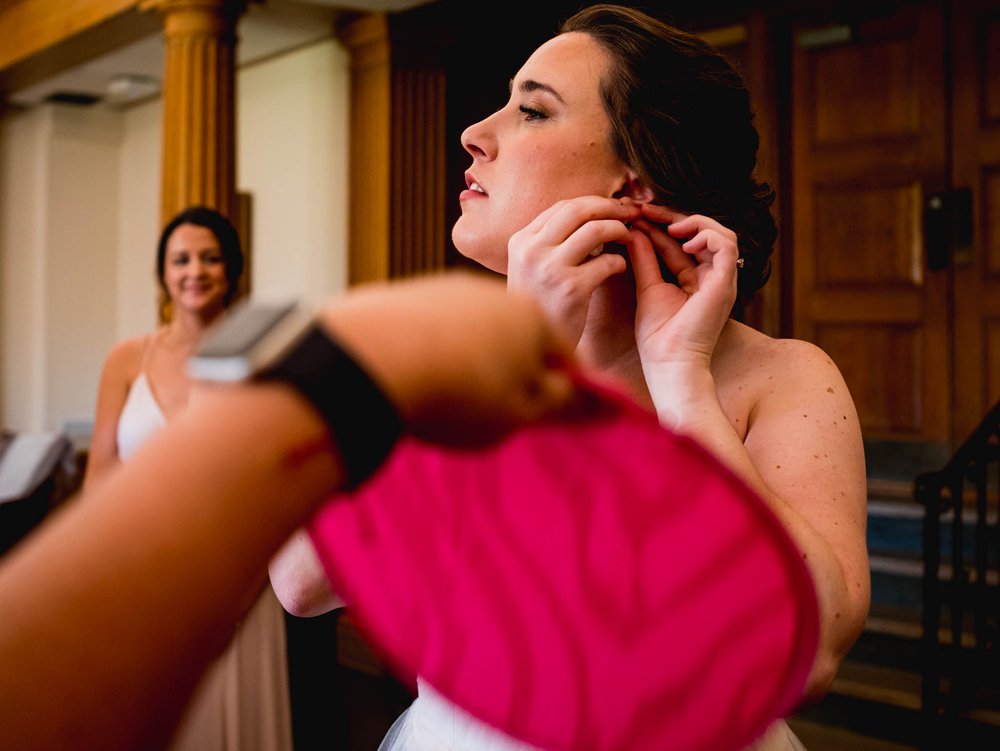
[869,559,922,616]
[866,490,924,560]
[790,687,927,748]
[793,687,1000,749]
[864,440,950,485]
[850,622,921,669]
[868,478,917,503]
[865,612,922,641]
[868,552,999,586]
[832,660,921,711]
[799,454,1000,749]
[867,508,991,566]
[870,554,922,577]
[787,716,917,750]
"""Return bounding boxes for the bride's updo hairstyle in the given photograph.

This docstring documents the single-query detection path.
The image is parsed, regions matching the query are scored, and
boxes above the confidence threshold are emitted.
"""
[560,4,777,308]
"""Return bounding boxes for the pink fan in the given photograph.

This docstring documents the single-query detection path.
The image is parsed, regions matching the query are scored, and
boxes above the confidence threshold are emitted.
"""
[307,373,818,751]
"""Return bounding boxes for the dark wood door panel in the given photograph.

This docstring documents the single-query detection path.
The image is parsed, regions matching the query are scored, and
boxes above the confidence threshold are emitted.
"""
[812,182,924,288]
[792,1,950,443]
[953,1,1000,441]
[816,322,924,435]
[810,36,922,145]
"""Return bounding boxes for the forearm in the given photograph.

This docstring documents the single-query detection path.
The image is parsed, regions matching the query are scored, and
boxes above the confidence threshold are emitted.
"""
[0,383,340,751]
[0,271,577,750]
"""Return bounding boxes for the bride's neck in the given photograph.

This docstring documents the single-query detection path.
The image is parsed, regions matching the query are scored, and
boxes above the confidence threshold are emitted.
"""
[576,277,653,411]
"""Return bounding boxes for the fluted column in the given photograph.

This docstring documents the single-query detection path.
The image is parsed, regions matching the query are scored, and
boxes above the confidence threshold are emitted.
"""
[338,12,391,285]
[338,11,448,285]
[143,0,245,225]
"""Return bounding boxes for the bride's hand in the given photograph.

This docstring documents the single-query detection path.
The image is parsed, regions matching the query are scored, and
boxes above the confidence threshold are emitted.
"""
[507,196,641,345]
[626,205,740,370]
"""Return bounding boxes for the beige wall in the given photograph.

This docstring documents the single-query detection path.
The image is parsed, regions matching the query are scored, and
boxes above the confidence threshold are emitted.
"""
[0,107,49,431]
[117,97,161,342]
[46,106,123,430]
[0,36,349,436]
[238,39,349,302]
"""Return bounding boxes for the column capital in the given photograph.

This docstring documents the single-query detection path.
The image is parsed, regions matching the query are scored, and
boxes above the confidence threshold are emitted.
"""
[140,0,248,17]
[152,0,247,226]
[140,0,247,37]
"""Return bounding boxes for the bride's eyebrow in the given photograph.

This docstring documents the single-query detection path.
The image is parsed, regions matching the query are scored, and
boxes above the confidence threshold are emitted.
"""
[508,77,565,104]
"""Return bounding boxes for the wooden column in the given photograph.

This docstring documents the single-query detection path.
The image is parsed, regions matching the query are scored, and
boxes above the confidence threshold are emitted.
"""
[338,11,447,285]
[143,0,245,225]
[339,13,392,285]
[388,38,446,278]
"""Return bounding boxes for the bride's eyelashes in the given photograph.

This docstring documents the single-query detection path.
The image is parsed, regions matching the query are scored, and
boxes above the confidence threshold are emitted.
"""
[519,105,548,121]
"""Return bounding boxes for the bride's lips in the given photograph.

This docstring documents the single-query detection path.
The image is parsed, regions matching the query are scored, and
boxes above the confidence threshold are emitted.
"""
[460,172,488,201]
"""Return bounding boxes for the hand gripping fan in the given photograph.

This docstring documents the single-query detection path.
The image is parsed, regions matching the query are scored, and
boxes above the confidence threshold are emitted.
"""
[307,373,818,751]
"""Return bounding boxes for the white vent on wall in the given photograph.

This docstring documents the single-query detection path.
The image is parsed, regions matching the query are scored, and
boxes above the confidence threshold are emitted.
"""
[105,73,161,107]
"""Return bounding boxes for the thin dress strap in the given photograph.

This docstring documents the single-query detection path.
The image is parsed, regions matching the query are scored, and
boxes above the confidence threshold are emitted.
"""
[138,330,159,374]
[138,329,167,411]
[135,330,162,411]
[117,331,168,460]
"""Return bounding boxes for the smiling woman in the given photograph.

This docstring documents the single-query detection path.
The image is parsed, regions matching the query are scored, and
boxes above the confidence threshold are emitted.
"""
[83,206,245,489]
[81,205,294,751]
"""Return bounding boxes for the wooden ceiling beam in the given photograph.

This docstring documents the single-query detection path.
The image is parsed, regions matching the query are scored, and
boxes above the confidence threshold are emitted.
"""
[0,0,158,97]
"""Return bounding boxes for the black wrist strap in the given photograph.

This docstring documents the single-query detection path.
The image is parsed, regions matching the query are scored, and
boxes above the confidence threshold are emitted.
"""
[258,324,403,488]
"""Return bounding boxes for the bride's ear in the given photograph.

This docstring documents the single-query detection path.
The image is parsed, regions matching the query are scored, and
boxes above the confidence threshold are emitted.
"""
[612,169,655,203]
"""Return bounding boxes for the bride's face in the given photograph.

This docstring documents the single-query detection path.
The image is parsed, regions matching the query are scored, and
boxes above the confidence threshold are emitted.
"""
[453,32,630,273]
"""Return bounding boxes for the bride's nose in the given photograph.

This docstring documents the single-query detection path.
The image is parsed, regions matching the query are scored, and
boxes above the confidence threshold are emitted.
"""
[460,111,499,161]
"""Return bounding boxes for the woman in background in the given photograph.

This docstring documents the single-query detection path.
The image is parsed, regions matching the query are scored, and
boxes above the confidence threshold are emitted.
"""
[84,205,293,751]
[85,205,243,487]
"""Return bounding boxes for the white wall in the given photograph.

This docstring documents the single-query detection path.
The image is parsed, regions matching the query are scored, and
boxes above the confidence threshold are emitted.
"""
[45,106,123,430]
[0,108,49,431]
[0,36,350,435]
[117,98,162,342]
[238,39,349,302]
[0,105,122,435]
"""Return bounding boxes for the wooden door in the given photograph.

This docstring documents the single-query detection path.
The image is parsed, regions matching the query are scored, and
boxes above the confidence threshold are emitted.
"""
[791,2,951,454]
[698,14,783,338]
[952,0,1000,442]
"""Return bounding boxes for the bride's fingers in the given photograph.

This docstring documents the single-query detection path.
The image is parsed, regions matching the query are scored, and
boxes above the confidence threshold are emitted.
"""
[640,203,689,225]
[624,228,666,293]
[639,206,739,264]
[681,220,737,242]
[565,219,634,264]
[668,214,737,244]
[580,251,628,285]
[533,197,640,249]
[640,204,737,242]
[681,228,739,270]
[632,217,693,277]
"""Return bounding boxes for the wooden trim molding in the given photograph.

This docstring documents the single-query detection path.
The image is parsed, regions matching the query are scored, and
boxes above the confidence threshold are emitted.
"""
[0,0,141,72]
[0,1,158,97]
[338,10,448,285]
[339,12,391,285]
[389,56,446,278]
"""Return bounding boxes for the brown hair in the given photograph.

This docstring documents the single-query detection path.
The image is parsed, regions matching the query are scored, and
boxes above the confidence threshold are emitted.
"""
[156,205,244,321]
[560,4,776,307]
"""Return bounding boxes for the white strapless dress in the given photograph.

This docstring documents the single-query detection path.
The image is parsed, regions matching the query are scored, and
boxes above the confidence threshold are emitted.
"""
[379,679,806,751]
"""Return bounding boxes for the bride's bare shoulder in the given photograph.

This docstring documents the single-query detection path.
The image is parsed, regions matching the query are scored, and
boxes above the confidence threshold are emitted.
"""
[716,320,850,392]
